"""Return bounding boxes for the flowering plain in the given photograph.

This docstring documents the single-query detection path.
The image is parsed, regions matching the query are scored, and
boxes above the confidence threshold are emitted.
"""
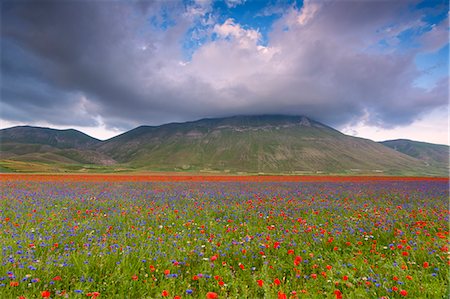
[0,175,448,298]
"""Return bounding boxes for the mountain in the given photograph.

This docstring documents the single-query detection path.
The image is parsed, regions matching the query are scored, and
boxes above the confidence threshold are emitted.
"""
[0,116,447,176]
[97,115,441,175]
[381,139,449,169]
[0,126,115,171]
[0,126,101,148]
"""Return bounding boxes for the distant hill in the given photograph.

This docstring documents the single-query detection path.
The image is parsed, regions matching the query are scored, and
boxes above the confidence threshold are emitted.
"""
[381,139,449,169]
[0,126,115,169]
[0,116,447,176]
[0,126,100,149]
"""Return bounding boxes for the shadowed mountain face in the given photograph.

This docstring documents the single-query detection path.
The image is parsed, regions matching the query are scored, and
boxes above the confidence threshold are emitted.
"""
[0,116,447,175]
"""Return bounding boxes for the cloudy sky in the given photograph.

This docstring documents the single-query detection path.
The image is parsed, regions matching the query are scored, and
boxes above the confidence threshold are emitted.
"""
[1,0,448,144]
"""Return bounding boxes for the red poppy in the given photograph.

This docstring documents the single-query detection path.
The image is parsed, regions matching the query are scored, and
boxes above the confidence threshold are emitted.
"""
[162,290,169,297]
[423,262,429,268]
[41,291,51,298]
[210,255,218,262]
[53,276,62,281]
[257,279,264,287]
[274,278,281,285]
[400,290,408,296]
[277,291,287,299]
[10,281,19,287]
[206,292,218,299]
[132,275,138,281]
[334,290,343,299]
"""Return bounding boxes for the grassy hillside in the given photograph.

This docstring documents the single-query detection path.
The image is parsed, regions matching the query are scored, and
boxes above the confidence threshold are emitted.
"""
[0,126,114,169]
[1,116,447,176]
[98,115,440,175]
[381,139,449,174]
[0,143,116,165]
[0,126,100,149]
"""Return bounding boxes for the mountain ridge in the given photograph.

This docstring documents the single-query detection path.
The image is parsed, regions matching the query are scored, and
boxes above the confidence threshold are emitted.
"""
[0,115,448,175]
[381,139,449,169]
[0,125,101,148]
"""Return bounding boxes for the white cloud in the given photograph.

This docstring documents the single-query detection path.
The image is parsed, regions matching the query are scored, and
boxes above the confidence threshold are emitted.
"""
[297,0,321,25]
[419,17,449,52]
[132,2,449,144]
[2,1,448,145]
[185,0,213,19]
[224,0,246,9]
[213,18,261,48]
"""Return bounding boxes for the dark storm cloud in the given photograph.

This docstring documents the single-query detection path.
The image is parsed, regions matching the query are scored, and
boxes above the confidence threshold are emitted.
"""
[262,0,448,127]
[0,0,448,131]
[1,0,170,128]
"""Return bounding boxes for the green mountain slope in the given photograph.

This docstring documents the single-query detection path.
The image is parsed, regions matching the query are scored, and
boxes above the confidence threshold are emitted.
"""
[0,126,101,149]
[0,116,447,175]
[0,126,115,169]
[98,115,440,175]
[381,139,449,170]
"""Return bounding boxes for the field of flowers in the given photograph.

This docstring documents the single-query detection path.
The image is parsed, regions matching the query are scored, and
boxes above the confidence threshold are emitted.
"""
[0,175,448,298]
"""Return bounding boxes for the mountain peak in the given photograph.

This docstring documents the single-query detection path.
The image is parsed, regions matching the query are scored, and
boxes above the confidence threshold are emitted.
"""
[187,114,320,126]
[134,114,333,132]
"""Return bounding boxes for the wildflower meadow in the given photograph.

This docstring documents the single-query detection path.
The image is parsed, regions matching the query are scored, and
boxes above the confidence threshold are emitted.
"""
[0,175,448,298]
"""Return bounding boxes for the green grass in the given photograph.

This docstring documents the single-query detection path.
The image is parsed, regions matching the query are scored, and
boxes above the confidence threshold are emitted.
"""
[0,179,448,298]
